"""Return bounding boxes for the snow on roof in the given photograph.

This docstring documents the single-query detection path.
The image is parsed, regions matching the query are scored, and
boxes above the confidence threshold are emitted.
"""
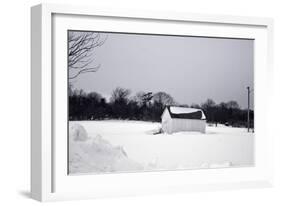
[167,106,206,120]
[170,106,201,114]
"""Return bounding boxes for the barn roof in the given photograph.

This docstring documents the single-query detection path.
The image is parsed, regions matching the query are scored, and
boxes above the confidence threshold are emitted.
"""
[166,106,206,120]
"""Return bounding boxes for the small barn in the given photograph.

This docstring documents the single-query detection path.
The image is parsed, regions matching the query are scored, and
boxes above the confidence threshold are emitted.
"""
[161,106,206,134]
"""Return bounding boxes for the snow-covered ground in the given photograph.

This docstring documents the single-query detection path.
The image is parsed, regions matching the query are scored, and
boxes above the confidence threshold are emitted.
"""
[69,120,254,174]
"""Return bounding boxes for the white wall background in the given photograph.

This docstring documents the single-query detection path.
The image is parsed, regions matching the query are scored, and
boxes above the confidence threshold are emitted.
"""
[0,0,280,205]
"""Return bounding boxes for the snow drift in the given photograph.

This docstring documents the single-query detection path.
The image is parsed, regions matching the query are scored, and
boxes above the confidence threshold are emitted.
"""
[69,120,254,174]
[69,123,143,174]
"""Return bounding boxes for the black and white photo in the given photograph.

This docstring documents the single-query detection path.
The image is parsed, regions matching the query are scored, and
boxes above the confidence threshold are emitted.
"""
[68,30,254,175]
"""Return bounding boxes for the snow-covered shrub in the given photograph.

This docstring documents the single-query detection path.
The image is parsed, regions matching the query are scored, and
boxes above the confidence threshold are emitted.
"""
[69,123,143,174]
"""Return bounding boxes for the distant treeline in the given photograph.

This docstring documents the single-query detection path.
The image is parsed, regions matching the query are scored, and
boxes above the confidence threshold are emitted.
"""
[69,87,254,128]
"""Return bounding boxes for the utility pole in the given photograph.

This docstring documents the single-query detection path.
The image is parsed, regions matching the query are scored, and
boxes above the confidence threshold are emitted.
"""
[247,86,250,132]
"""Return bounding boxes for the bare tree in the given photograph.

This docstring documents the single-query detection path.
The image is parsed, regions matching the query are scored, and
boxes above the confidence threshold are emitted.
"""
[132,91,146,106]
[110,87,131,104]
[153,92,175,107]
[201,99,216,123]
[87,92,103,103]
[201,99,216,110]
[226,100,240,110]
[141,92,153,107]
[68,31,107,79]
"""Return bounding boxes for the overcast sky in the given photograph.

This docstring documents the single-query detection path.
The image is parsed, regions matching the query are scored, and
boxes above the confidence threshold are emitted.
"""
[69,31,254,109]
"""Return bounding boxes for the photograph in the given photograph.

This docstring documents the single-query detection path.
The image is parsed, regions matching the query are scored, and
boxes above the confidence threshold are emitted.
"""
[67,30,254,175]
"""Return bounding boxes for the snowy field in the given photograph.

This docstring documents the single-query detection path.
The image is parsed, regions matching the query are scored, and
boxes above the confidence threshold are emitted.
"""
[69,120,254,174]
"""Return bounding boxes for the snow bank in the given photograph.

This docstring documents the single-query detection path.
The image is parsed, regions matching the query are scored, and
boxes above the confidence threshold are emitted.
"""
[69,123,143,174]
[69,124,88,141]
[69,120,254,174]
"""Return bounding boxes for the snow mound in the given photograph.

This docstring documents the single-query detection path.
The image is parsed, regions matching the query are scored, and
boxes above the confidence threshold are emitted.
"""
[145,126,162,135]
[69,123,142,174]
[69,124,88,141]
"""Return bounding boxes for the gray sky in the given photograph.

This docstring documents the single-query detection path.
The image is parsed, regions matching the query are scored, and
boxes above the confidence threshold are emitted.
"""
[70,31,254,109]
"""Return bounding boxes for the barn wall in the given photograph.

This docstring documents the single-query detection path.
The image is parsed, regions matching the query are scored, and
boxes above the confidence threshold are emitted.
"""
[170,119,206,133]
[161,109,172,134]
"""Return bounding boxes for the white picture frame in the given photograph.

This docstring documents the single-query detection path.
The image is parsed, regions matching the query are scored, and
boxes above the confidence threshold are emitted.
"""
[31,3,274,202]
